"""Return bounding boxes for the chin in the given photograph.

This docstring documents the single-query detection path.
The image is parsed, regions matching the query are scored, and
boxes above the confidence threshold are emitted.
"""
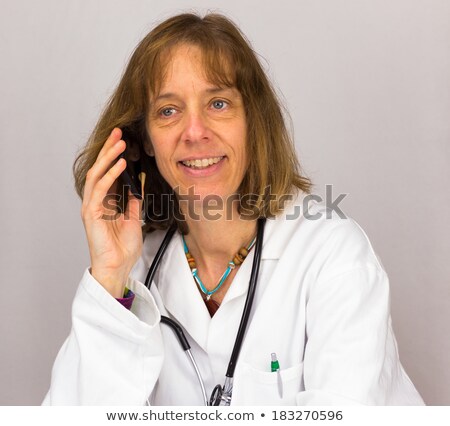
[174,186,241,219]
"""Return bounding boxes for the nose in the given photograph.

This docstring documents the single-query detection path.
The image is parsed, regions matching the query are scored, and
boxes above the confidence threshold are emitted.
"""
[180,107,211,144]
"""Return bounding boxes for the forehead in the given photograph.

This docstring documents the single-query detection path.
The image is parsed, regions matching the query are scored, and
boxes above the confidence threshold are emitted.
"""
[161,45,206,87]
[150,43,235,98]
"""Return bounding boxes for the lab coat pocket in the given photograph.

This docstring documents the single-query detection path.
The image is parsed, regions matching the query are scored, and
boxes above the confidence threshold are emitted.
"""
[232,361,304,405]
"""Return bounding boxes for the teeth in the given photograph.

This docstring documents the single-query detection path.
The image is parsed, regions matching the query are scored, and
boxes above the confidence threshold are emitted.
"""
[182,156,223,169]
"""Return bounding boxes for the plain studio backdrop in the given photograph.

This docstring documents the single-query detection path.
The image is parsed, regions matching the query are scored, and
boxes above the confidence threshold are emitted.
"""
[0,0,449,405]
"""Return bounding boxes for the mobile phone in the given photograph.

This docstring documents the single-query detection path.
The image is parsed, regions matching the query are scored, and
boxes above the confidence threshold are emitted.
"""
[118,127,146,200]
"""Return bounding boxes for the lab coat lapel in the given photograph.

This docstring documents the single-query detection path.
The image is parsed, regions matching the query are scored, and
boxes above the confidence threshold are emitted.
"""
[157,233,212,352]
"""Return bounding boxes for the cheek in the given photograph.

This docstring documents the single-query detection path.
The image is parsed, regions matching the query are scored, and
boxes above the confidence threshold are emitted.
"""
[148,130,168,160]
[153,148,173,175]
[149,137,179,184]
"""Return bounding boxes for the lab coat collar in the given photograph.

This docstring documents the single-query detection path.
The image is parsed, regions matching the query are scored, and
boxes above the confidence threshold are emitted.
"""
[259,190,308,260]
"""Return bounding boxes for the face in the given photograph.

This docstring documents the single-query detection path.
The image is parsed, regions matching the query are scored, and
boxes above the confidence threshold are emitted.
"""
[146,44,248,207]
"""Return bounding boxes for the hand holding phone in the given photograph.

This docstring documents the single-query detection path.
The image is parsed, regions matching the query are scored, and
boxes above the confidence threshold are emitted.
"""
[81,128,144,298]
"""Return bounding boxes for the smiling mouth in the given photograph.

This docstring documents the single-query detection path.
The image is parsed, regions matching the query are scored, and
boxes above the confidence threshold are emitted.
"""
[180,156,225,169]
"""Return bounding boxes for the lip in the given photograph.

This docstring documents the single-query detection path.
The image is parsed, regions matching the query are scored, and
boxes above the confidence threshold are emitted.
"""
[179,155,225,162]
[178,156,226,177]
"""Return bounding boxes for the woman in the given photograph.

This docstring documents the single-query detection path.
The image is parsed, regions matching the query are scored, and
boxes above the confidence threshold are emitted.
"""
[44,13,423,405]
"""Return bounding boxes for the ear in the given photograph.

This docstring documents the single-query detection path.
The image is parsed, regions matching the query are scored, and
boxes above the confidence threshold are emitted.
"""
[143,139,155,157]
[127,143,141,161]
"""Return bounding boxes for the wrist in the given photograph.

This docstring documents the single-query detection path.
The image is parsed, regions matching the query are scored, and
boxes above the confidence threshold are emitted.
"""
[90,267,129,298]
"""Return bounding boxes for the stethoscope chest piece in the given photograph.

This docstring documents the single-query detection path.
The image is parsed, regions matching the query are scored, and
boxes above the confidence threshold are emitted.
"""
[210,376,233,406]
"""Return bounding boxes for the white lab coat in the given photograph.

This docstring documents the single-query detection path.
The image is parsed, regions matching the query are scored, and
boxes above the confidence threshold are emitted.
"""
[43,194,424,405]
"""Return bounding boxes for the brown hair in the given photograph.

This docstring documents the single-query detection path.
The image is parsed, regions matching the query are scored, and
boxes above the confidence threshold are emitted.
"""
[73,12,312,233]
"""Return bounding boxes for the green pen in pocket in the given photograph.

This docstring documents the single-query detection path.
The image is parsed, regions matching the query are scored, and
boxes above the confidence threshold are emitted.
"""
[271,353,283,398]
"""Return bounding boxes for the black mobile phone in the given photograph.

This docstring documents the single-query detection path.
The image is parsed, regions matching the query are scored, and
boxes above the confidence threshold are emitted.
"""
[118,127,146,200]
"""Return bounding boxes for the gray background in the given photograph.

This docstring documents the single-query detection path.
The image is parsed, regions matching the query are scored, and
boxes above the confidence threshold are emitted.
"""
[1,0,449,405]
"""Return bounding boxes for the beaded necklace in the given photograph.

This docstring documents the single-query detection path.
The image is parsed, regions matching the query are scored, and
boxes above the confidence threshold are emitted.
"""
[182,235,257,311]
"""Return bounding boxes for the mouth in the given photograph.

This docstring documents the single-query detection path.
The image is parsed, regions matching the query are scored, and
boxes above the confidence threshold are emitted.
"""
[180,156,225,170]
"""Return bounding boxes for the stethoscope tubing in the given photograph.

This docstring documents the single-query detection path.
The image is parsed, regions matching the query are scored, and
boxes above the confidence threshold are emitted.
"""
[160,316,209,405]
[225,218,265,378]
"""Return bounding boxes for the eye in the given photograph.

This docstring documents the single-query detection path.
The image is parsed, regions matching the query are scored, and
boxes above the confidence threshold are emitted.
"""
[211,99,228,110]
[160,107,176,117]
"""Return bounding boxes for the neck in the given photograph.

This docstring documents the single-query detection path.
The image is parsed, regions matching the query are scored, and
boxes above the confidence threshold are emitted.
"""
[182,209,258,287]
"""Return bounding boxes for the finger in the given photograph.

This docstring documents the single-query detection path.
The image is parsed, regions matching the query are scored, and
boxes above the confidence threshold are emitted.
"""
[85,157,127,218]
[90,138,126,184]
[97,128,122,161]
[82,128,122,202]
[83,139,126,203]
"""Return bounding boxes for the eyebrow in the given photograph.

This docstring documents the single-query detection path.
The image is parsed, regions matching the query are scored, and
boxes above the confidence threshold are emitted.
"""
[154,86,235,102]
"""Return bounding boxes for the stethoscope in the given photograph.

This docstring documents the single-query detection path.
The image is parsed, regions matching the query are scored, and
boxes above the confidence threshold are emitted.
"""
[144,217,266,406]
